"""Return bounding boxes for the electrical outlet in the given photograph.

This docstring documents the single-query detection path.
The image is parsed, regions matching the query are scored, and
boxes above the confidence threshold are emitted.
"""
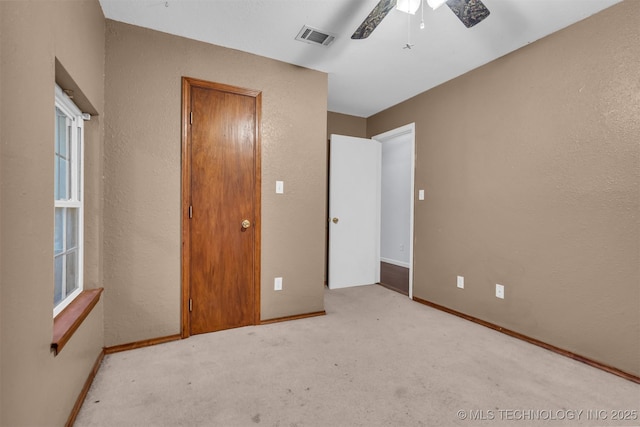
[274,277,283,291]
[400,244,404,252]
[496,284,504,299]
[457,276,464,289]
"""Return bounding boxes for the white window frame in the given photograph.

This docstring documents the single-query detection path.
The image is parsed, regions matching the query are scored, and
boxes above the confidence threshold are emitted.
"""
[54,85,85,317]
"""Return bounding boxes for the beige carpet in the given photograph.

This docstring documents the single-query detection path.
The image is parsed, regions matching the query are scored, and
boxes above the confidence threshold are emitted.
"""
[76,285,639,426]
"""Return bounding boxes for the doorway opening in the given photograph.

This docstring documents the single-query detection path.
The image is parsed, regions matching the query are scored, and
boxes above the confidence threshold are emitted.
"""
[374,124,415,299]
[327,123,415,298]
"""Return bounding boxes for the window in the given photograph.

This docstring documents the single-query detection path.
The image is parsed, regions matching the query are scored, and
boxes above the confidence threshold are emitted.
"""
[54,85,85,317]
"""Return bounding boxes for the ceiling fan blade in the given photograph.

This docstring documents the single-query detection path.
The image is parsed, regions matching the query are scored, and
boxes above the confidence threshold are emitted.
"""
[352,0,398,40]
[446,0,490,28]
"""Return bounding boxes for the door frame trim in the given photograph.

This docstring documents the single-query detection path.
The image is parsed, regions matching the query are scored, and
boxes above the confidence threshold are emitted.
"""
[181,76,262,338]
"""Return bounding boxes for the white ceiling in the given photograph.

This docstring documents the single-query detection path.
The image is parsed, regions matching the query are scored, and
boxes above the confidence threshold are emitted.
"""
[98,0,621,118]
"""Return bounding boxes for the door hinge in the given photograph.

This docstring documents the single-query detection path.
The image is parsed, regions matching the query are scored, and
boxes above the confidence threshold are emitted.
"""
[189,205,193,218]
[189,298,192,312]
[190,111,193,124]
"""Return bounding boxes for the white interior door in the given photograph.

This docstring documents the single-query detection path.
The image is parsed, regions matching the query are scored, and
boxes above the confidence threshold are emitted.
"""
[328,134,381,289]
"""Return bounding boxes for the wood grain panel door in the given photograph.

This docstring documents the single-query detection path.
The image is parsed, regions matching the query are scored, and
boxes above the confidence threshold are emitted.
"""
[182,77,261,336]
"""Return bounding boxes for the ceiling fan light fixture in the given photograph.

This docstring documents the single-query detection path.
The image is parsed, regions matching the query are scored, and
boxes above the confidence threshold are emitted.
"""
[396,0,421,15]
[426,0,447,10]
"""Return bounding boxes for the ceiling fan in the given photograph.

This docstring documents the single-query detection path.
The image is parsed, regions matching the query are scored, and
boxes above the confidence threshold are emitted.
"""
[352,0,490,39]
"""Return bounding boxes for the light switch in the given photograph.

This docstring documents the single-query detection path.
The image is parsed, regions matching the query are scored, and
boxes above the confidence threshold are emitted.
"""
[418,189,425,200]
[276,181,284,194]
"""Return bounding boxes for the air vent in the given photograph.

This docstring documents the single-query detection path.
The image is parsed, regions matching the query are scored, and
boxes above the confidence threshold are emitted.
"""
[295,25,336,47]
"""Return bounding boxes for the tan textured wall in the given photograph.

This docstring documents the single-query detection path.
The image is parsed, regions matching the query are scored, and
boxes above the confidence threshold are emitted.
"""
[104,21,327,345]
[327,112,367,139]
[0,2,3,404]
[0,1,105,425]
[367,1,639,376]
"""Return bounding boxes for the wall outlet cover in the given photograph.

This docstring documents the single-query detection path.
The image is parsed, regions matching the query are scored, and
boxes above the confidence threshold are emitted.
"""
[457,276,464,289]
[496,284,505,299]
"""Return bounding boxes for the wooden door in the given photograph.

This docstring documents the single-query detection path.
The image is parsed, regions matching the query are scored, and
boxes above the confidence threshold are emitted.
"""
[182,77,261,336]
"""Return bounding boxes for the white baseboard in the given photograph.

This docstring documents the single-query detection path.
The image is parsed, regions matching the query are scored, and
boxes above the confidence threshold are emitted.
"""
[380,257,410,269]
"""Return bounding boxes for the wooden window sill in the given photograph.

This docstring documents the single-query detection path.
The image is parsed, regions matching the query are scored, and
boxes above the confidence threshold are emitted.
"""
[52,288,103,355]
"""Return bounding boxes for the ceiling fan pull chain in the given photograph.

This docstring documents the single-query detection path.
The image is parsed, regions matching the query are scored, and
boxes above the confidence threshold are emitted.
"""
[404,9,414,49]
